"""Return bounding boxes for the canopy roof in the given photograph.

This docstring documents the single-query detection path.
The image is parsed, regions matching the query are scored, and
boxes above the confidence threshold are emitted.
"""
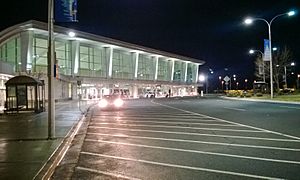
[5,75,44,86]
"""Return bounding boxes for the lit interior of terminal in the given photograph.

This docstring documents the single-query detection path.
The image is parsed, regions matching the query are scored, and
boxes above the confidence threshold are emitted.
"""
[0,20,205,109]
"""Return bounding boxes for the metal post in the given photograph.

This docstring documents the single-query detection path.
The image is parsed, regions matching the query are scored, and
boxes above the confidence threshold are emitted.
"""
[48,0,55,139]
[206,75,208,94]
[284,66,287,88]
[268,24,273,99]
[297,75,300,89]
[262,63,266,83]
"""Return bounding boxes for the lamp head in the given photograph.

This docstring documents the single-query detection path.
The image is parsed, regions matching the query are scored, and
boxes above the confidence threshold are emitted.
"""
[287,10,295,16]
[199,74,205,82]
[244,18,253,25]
[249,50,255,54]
[291,62,295,66]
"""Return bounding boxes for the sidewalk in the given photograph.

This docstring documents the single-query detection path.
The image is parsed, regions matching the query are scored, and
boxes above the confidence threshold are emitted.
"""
[0,99,96,180]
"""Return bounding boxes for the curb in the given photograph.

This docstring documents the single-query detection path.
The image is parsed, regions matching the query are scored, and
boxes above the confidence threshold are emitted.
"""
[33,103,95,180]
[221,96,300,105]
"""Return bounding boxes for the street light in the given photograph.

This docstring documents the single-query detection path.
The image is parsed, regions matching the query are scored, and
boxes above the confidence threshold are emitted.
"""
[244,10,296,99]
[199,74,206,95]
[199,74,205,82]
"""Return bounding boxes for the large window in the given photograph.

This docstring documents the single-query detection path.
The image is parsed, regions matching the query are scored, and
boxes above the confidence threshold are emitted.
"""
[157,58,171,81]
[79,46,89,76]
[79,45,107,77]
[0,37,21,71]
[187,63,198,83]
[112,49,134,79]
[173,61,185,82]
[138,54,155,80]
[55,41,71,75]
[33,37,48,73]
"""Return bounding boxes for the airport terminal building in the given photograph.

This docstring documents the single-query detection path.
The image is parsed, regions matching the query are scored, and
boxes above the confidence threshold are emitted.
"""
[0,20,205,108]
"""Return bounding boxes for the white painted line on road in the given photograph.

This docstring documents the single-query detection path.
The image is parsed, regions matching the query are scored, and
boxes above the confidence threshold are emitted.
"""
[279,105,300,110]
[93,114,207,118]
[152,101,300,141]
[223,107,246,111]
[87,132,300,152]
[89,126,300,142]
[91,120,239,127]
[85,139,300,165]
[76,166,141,180]
[90,123,262,133]
[92,117,225,122]
[80,152,283,180]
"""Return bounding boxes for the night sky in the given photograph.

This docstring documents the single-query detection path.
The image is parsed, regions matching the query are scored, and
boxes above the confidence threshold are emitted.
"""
[1,0,299,84]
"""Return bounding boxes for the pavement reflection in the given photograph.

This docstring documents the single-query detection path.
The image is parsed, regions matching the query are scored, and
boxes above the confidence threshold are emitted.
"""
[0,99,95,180]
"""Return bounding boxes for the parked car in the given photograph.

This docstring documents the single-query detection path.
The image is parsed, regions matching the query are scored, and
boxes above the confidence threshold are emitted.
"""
[144,92,155,98]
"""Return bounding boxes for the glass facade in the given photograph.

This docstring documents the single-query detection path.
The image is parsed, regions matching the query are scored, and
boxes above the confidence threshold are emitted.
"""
[55,40,71,75]
[173,61,186,82]
[0,37,21,72]
[187,63,198,83]
[112,49,134,79]
[0,25,201,83]
[0,22,203,104]
[157,58,171,81]
[79,45,107,77]
[33,36,48,73]
[138,54,155,80]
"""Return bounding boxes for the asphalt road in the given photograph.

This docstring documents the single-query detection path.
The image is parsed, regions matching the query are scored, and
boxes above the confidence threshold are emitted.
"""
[54,96,300,180]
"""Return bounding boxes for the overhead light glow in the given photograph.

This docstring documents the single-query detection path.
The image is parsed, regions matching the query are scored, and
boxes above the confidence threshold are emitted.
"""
[244,18,253,24]
[199,74,205,82]
[68,31,76,37]
[288,11,295,16]
[249,50,254,54]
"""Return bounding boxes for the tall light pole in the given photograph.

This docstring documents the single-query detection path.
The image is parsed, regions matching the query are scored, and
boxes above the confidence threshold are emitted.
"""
[48,0,55,139]
[244,10,295,99]
[249,49,265,83]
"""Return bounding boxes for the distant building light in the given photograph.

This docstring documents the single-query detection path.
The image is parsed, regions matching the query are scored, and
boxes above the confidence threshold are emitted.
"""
[199,74,205,82]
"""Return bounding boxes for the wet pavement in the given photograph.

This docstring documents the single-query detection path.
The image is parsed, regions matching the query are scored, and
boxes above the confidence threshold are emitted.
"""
[0,99,96,180]
[50,97,300,180]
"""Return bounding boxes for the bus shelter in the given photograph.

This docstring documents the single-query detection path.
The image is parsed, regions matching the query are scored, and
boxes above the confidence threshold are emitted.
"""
[5,75,45,113]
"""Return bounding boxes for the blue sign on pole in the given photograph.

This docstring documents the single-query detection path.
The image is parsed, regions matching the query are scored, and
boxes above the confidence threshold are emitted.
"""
[55,0,78,22]
[263,39,270,61]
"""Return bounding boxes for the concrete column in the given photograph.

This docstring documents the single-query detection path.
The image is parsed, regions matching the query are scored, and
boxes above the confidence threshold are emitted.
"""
[133,85,138,98]
[195,64,199,83]
[154,56,159,81]
[184,61,188,82]
[20,30,33,72]
[108,47,113,78]
[134,52,139,79]
[71,40,80,75]
[171,59,175,82]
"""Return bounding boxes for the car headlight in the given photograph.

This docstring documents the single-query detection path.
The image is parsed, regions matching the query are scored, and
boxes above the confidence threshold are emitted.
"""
[114,98,124,107]
[98,99,108,108]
